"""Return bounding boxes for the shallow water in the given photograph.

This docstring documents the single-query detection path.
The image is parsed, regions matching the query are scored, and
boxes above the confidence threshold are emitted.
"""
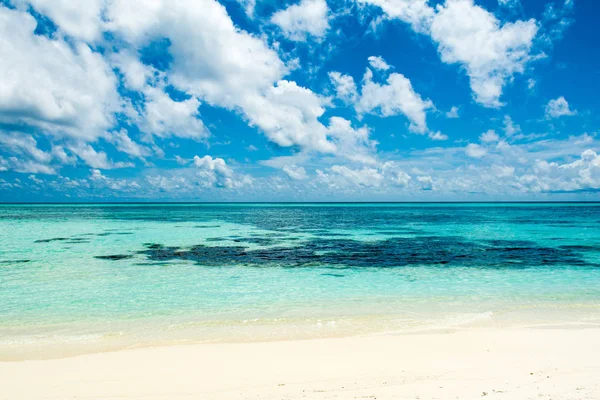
[1,203,600,357]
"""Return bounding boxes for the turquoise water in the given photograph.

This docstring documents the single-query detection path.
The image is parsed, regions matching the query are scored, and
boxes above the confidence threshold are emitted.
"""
[1,204,600,357]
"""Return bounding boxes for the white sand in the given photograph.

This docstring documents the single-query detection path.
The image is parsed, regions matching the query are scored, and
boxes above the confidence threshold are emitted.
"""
[1,327,599,400]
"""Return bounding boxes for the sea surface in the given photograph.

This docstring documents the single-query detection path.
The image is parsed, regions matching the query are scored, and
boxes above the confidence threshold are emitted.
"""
[1,203,600,358]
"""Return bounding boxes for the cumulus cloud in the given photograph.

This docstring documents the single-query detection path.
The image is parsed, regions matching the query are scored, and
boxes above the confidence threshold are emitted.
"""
[357,0,434,33]
[106,130,151,159]
[360,0,539,107]
[330,57,432,133]
[317,161,412,189]
[283,164,308,180]
[193,155,251,189]
[245,80,335,153]
[89,168,141,191]
[498,0,521,9]
[3,158,57,175]
[519,150,600,193]
[417,175,433,190]
[328,72,358,104]
[12,0,106,41]
[1,0,378,172]
[0,6,120,140]
[368,55,391,71]
[321,165,384,187]
[0,132,52,164]
[428,131,448,141]
[141,88,208,140]
[357,65,433,133]
[106,0,337,154]
[382,161,412,186]
[271,0,330,41]
[465,143,487,158]
[480,130,499,143]
[446,106,459,118]
[545,96,577,118]
[51,146,76,165]
[68,143,134,170]
[327,117,377,165]
[503,115,521,137]
[430,0,538,107]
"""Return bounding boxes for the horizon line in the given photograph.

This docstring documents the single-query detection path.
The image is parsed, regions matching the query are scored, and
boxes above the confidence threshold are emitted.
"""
[1,201,600,205]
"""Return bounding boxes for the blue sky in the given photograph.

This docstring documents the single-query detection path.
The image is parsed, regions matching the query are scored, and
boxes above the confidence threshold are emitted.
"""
[0,0,598,201]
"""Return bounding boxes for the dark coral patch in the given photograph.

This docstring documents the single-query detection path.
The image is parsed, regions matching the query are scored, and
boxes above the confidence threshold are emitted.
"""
[138,236,596,269]
[35,237,70,243]
[0,259,31,264]
[94,254,134,260]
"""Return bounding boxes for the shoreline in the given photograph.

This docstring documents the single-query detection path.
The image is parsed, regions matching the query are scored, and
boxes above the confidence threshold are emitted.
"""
[2,326,599,399]
[3,306,600,362]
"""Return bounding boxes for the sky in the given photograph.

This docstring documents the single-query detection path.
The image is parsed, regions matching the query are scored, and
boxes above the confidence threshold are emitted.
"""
[0,0,599,202]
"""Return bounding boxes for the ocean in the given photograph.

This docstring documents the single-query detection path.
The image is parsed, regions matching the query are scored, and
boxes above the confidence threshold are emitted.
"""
[1,203,600,358]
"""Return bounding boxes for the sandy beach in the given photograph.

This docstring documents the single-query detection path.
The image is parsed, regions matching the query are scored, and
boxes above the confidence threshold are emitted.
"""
[2,327,599,400]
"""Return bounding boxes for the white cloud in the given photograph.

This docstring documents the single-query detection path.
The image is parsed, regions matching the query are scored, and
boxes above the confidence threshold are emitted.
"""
[503,115,521,137]
[68,143,134,170]
[446,106,459,118]
[271,0,330,41]
[90,169,104,181]
[12,0,106,41]
[368,55,391,71]
[326,165,384,187]
[465,143,487,158]
[317,161,413,189]
[417,175,433,190]
[111,52,209,141]
[283,164,308,180]
[430,0,538,107]
[0,132,52,163]
[0,131,69,174]
[106,0,348,155]
[357,0,434,33]
[106,130,151,159]
[141,88,208,140]
[357,68,433,133]
[110,51,155,92]
[428,131,448,141]
[327,117,377,165]
[193,155,251,189]
[1,0,376,161]
[542,0,575,41]
[89,168,141,191]
[545,96,576,118]
[0,7,120,140]
[237,0,257,18]
[4,158,56,174]
[51,146,76,165]
[492,164,515,178]
[382,161,412,186]
[519,150,600,193]
[244,80,335,152]
[480,129,499,143]
[498,0,520,9]
[361,0,539,107]
[329,72,358,104]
